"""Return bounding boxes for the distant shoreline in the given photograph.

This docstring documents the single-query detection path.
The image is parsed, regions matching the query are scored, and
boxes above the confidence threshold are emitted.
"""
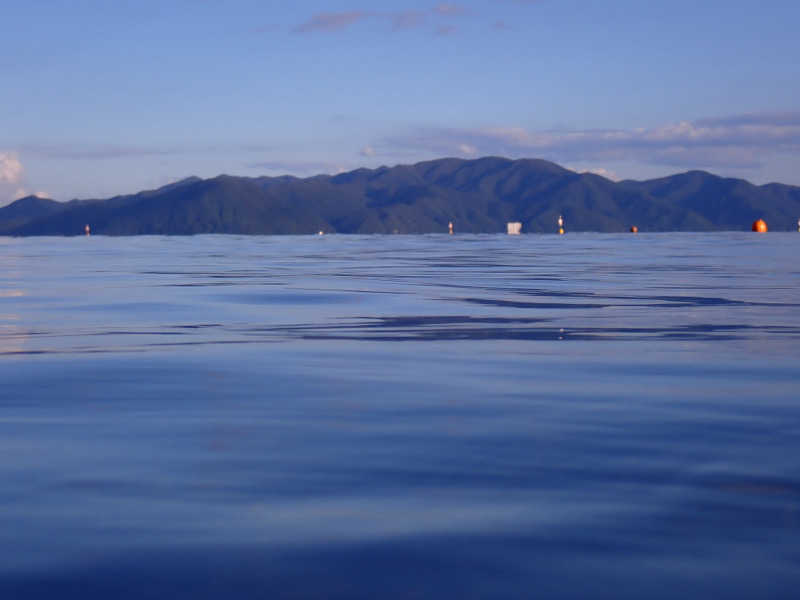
[3,231,797,239]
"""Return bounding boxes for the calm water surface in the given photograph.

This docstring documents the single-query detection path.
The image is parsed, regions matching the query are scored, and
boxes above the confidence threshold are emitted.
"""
[1,233,798,598]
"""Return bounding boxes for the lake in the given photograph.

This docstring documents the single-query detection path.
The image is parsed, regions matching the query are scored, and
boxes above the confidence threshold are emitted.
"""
[1,233,798,599]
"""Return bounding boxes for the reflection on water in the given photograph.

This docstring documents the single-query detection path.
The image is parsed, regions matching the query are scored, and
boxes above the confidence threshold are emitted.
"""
[0,233,798,599]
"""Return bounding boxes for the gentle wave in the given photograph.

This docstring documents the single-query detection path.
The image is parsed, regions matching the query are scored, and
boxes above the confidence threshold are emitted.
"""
[1,233,799,599]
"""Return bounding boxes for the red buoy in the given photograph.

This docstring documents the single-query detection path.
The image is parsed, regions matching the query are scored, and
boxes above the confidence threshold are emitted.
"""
[630,226,638,233]
[752,219,768,233]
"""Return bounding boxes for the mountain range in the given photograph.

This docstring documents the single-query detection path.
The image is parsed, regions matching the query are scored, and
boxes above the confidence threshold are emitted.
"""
[2,157,799,235]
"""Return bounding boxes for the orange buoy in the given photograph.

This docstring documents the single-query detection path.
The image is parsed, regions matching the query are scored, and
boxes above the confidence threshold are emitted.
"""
[630,226,638,233]
[752,219,768,233]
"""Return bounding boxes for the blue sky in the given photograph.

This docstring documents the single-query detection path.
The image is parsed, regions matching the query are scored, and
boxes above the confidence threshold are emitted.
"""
[1,0,799,203]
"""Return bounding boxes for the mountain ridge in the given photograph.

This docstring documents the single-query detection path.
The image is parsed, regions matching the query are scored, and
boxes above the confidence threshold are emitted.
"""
[2,157,799,235]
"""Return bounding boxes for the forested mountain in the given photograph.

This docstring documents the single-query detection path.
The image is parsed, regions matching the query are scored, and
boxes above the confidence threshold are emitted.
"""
[2,157,799,235]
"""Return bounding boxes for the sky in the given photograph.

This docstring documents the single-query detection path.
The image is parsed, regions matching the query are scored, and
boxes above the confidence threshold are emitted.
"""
[1,0,799,204]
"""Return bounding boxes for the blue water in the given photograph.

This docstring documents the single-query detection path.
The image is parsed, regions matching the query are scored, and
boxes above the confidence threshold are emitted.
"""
[1,233,798,599]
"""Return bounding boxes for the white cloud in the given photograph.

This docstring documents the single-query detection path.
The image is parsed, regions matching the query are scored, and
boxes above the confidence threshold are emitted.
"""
[458,143,478,156]
[360,145,376,157]
[0,152,23,184]
[0,152,26,206]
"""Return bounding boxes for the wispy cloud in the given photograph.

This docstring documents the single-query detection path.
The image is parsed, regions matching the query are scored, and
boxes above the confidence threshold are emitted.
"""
[20,144,175,160]
[390,11,427,31]
[16,142,278,161]
[433,3,467,16]
[293,4,469,35]
[378,112,800,170]
[293,11,370,34]
[576,167,621,181]
[435,24,457,36]
[247,159,354,176]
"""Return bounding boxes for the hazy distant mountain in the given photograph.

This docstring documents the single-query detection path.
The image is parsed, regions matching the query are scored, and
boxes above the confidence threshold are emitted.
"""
[2,157,799,235]
[0,195,66,231]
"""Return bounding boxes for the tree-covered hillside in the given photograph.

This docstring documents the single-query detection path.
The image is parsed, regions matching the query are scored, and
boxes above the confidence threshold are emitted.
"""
[2,157,799,235]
